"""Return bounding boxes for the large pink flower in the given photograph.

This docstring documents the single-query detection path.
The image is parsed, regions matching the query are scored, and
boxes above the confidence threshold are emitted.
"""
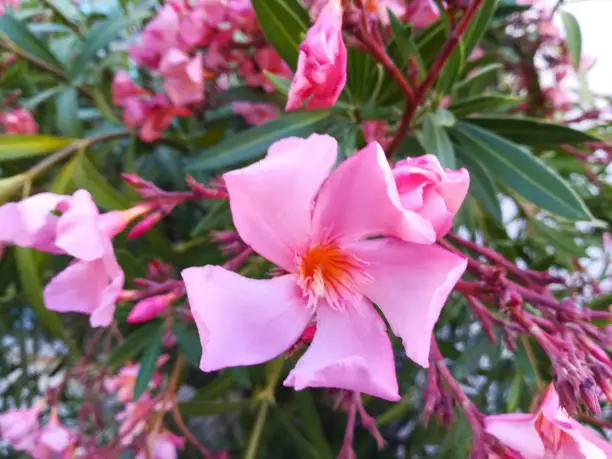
[182,135,466,401]
[159,49,204,107]
[0,405,41,453]
[393,155,469,239]
[0,190,136,327]
[286,0,347,111]
[485,385,612,459]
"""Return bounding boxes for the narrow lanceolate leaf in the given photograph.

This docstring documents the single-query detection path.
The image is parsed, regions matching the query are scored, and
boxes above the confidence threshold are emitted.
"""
[172,322,202,369]
[435,41,464,96]
[73,151,130,210]
[14,247,73,349]
[465,115,600,145]
[560,11,581,69]
[0,15,65,71]
[456,147,502,223]
[188,110,332,171]
[251,0,310,70]
[133,323,165,400]
[388,11,426,79]
[449,94,519,117]
[418,114,456,168]
[462,0,500,57]
[0,135,73,162]
[451,122,591,220]
[106,322,162,367]
[56,88,83,137]
[264,71,291,96]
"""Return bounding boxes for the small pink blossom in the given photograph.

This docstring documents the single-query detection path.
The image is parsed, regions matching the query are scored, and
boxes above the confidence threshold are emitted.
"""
[232,102,279,126]
[485,385,612,459]
[367,0,407,25]
[183,135,467,401]
[392,155,470,239]
[0,405,42,453]
[136,431,185,459]
[0,190,148,326]
[129,4,182,69]
[405,0,440,29]
[286,0,347,111]
[121,94,191,143]
[159,50,204,107]
[112,71,148,106]
[1,107,39,135]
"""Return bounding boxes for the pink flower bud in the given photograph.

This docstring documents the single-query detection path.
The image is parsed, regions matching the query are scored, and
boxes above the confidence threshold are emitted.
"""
[127,211,164,240]
[127,292,176,324]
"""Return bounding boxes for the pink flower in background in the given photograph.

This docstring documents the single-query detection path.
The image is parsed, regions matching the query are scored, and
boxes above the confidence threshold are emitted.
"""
[105,356,168,403]
[35,413,73,457]
[183,135,466,401]
[367,0,407,25]
[159,50,204,107]
[361,120,388,148]
[0,190,149,326]
[485,385,612,458]
[136,431,185,459]
[0,0,19,16]
[112,70,148,106]
[405,0,440,29]
[1,107,39,135]
[0,405,42,453]
[232,102,279,126]
[286,0,347,111]
[393,155,470,239]
[129,4,182,68]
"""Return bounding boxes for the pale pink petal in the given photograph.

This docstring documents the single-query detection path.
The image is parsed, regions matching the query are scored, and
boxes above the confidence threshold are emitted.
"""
[436,168,470,214]
[284,298,399,401]
[350,238,466,367]
[55,190,107,261]
[39,422,72,452]
[312,142,435,245]
[0,193,65,252]
[418,190,454,239]
[568,420,612,459]
[484,414,545,458]
[224,134,337,271]
[182,266,311,371]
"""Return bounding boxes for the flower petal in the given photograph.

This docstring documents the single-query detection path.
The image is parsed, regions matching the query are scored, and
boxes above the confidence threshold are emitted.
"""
[284,298,400,401]
[182,266,311,371]
[312,142,435,245]
[350,238,466,367]
[223,134,337,271]
[484,414,545,458]
[56,190,107,261]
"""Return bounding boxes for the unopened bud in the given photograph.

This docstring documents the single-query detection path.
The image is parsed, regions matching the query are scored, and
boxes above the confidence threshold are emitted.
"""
[555,379,577,414]
[127,292,177,324]
[121,173,151,189]
[128,212,163,240]
[579,379,601,414]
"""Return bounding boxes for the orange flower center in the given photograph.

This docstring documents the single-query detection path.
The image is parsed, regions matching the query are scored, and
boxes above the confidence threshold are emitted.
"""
[296,243,370,311]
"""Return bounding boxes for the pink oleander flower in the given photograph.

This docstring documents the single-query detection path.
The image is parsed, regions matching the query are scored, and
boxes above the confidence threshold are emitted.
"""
[232,102,280,126]
[122,93,191,143]
[485,385,612,459]
[0,0,19,15]
[0,190,147,326]
[136,431,185,459]
[286,0,347,111]
[105,356,169,403]
[159,49,204,107]
[34,413,73,458]
[405,0,440,29]
[129,4,182,68]
[182,134,467,401]
[0,404,42,453]
[366,0,407,25]
[1,107,39,135]
[112,70,148,106]
[392,155,470,239]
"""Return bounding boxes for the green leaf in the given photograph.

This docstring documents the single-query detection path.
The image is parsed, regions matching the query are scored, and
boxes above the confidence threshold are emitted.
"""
[586,293,612,311]
[418,114,456,168]
[388,12,426,79]
[560,11,581,69]
[273,407,323,459]
[172,322,202,369]
[188,110,332,171]
[0,135,73,161]
[465,116,599,145]
[107,322,163,367]
[56,88,82,137]
[49,157,76,194]
[453,63,501,97]
[179,400,248,417]
[0,14,65,71]
[22,86,65,110]
[451,122,591,220]
[436,42,464,96]
[251,0,309,70]
[133,323,164,399]
[449,94,519,117]
[506,372,523,412]
[463,0,500,57]
[264,71,291,96]
[73,151,130,210]
[455,147,502,223]
[14,247,73,348]
[295,392,334,459]
[0,174,27,204]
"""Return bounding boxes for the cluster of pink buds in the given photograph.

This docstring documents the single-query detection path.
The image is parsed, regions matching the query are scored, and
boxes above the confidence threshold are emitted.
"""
[0,92,38,134]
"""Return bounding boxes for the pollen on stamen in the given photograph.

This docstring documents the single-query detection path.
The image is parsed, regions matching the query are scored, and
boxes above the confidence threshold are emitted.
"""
[295,243,371,312]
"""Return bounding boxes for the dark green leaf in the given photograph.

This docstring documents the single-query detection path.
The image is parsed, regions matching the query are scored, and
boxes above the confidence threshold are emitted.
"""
[264,71,291,96]
[436,42,464,96]
[506,372,522,412]
[465,116,600,145]
[449,94,518,117]
[451,122,591,220]
[453,63,501,97]
[0,14,64,70]
[251,0,309,70]
[0,135,73,161]
[456,147,502,223]
[586,293,612,311]
[188,110,332,171]
[389,12,426,79]
[418,114,456,168]
[107,322,163,367]
[560,11,581,69]
[273,407,323,459]
[463,0,500,57]
[73,151,130,210]
[56,88,82,137]
[172,322,202,369]
[179,400,248,417]
[133,323,164,399]
[295,392,334,459]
